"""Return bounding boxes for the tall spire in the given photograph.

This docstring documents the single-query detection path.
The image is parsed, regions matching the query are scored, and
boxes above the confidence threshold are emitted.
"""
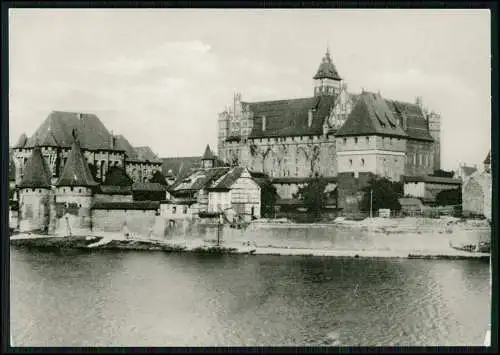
[56,135,97,187]
[18,146,52,189]
[313,47,342,81]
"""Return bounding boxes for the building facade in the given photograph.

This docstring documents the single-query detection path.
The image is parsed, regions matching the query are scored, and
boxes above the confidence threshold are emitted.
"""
[217,49,441,183]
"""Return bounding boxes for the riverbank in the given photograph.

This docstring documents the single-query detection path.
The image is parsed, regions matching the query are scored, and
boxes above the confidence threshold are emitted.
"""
[9,234,490,260]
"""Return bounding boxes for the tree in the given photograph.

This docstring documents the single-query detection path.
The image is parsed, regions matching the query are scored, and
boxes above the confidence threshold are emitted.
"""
[436,188,462,206]
[360,175,403,213]
[293,173,329,218]
[260,181,278,217]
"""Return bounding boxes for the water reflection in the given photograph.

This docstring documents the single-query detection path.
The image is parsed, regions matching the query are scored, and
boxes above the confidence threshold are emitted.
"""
[10,249,490,347]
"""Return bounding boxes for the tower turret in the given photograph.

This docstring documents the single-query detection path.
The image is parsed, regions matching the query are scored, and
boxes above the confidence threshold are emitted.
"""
[313,47,342,97]
[201,144,216,169]
[55,132,98,236]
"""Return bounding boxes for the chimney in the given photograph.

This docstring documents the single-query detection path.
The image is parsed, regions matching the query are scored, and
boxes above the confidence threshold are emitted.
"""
[262,116,266,131]
[308,109,313,127]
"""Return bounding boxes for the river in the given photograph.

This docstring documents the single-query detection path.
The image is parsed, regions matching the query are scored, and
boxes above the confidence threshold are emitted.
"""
[10,247,490,347]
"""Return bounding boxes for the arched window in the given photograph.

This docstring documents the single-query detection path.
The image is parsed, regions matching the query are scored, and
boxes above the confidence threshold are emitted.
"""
[349,159,353,167]
[361,158,365,166]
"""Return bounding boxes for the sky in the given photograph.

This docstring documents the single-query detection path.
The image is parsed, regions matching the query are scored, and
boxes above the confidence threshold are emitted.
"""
[9,9,491,170]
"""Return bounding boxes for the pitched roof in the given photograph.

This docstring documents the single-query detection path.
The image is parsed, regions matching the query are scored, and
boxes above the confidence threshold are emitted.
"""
[245,95,337,138]
[18,146,52,189]
[115,134,138,160]
[335,91,407,138]
[150,170,168,186]
[91,201,160,210]
[169,167,230,193]
[202,145,216,160]
[313,49,342,81]
[458,165,478,179]
[24,111,124,151]
[161,156,202,178]
[464,170,491,191]
[56,138,98,187]
[385,100,434,141]
[484,151,491,164]
[403,175,462,185]
[132,182,166,192]
[208,167,246,191]
[98,185,132,195]
[133,146,162,163]
[14,133,28,148]
[102,166,133,187]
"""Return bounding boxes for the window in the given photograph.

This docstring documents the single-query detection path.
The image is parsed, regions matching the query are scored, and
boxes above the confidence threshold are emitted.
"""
[183,206,188,214]
[354,137,358,144]
[413,154,417,165]
[366,137,370,143]
[172,206,177,214]
[78,189,82,193]
[349,159,353,167]
[343,138,347,145]
[361,158,365,166]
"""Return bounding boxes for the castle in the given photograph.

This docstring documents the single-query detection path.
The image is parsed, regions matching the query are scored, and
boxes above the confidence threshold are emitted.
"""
[217,49,441,187]
[12,111,163,188]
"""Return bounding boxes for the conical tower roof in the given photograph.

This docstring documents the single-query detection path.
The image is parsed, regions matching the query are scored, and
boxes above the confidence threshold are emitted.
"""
[56,135,97,187]
[14,133,28,148]
[202,144,216,160]
[484,150,491,165]
[313,48,342,81]
[18,146,52,189]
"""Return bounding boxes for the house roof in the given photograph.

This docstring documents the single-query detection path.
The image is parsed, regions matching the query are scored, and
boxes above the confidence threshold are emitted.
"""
[208,167,248,191]
[458,165,478,179]
[335,91,408,138]
[56,138,98,187]
[403,175,462,185]
[398,198,424,207]
[133,146,162,163]
[245,95,337,138]
[24,111,124,151]
[150,170,168,186]
[14,133,28,148]
[161,156,202,179]
[18,146,52,189]
[102,166,133,187]
[114,134,138,160]
[313,49,342,81]
[484,151,491,165]
[169,167,230,193]
[271,176,337,184]
[91,201,160,210]
[464,171,491,192]
[132,182,166,192]
[202,145,216,160]
[385,100,434,141]
[98,185,132,195]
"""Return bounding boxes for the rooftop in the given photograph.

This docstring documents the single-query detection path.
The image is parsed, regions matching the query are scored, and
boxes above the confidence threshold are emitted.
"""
[18,146,52,189]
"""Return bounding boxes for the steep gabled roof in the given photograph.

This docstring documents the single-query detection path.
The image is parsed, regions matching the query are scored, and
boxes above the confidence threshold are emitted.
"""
[484,151,491,165]
[202,145,216,160]
[208,167,246,191]
[246,95,337,138]
[458,165,478,179]
[385,100,434,141]
[161,156,202,179]
[24,111,124,151]
[115,134,138,160]
[335,91,407,138]
[14,133,28,148]
[102,166,133,187]
[313,49,342,81]
[18,146,52,189]
[133,146,162,163]
[56,138,98,187]
[169,167,230,193]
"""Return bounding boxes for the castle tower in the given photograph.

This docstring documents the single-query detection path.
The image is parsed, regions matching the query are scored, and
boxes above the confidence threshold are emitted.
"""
[17,146,52,233]
[217,108,230,161]
[427,110,441,171]
[313,47,342,97]
[55,132,98,236]
[201,144,216,169]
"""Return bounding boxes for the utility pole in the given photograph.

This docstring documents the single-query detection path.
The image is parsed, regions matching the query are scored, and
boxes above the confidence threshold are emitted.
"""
[370,189,373,219]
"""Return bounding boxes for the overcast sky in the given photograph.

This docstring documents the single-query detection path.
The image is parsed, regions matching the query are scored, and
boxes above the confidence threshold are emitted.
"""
[9,9,490,170]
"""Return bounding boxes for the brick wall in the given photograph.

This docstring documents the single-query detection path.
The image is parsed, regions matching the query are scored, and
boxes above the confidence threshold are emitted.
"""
[93,193,133,203]
[18,189,50,232]
[405,140,434,176]
[91,209,159,236]
[336,172,373,213]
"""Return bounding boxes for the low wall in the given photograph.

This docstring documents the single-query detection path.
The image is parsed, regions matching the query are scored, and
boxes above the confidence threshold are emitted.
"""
[91,209,167,238]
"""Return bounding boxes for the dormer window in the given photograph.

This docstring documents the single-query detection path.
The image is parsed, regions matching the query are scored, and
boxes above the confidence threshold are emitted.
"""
[262,116,266,131]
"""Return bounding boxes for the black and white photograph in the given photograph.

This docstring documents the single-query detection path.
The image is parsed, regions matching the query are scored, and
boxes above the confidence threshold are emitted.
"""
[6,7,493,347]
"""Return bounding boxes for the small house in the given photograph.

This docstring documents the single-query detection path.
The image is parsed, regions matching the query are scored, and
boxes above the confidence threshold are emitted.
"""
[462,170,491,220]
[403,175,462,203]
